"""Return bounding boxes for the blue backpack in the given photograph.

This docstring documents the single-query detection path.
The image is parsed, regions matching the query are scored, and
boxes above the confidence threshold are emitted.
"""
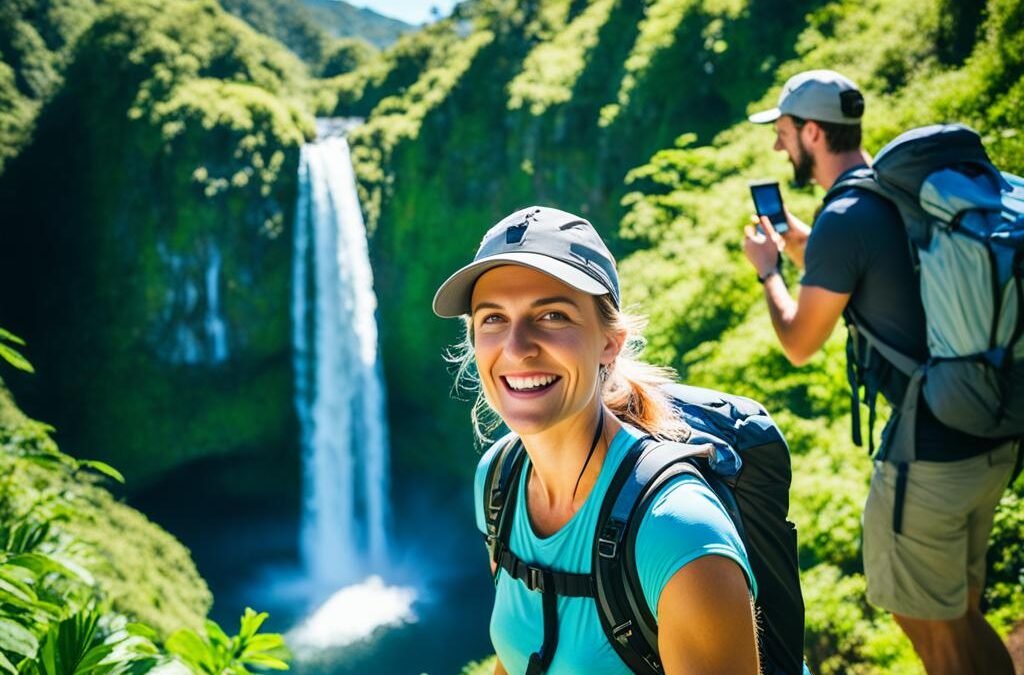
[481,384,805,674]
[826,124,1024,463]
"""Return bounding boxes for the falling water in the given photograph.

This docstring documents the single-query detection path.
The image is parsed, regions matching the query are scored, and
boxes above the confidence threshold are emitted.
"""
[292,121,390,595]
[157,239,230,366]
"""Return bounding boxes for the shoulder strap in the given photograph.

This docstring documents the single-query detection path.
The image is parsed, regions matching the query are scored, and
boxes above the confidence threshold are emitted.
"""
[482,435,526,570]
[823,166,881,205]
[593,437,718,675]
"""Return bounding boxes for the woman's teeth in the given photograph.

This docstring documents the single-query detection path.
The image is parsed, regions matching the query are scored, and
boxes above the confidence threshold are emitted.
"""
[505,375,558,391]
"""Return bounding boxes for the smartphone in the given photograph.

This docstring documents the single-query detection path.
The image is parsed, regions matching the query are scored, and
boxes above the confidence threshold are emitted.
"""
[749,180,789,234]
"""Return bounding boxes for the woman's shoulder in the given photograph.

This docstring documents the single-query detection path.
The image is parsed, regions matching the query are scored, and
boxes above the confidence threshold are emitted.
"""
[636,472,738,543]
[633,472,756,616]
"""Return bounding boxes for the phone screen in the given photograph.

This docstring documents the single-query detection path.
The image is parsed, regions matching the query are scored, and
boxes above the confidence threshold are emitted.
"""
[749,181,789,234]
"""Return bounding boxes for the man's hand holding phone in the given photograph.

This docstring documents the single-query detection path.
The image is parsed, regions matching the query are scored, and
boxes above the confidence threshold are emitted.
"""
[744,216,784,283]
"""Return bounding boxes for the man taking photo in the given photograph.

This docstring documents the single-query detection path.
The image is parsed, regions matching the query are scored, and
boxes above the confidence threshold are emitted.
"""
[742,69,1016,675]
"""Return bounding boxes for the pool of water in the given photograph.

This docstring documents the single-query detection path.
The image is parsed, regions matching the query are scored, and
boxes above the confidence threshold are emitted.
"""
[138,476,496,675]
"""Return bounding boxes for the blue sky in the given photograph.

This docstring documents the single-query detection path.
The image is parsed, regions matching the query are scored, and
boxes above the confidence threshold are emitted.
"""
[355,0,458,25]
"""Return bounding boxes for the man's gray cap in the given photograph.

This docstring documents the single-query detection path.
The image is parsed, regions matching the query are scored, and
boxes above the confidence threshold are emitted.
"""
[432,206,620,318]
[749,69,864,125]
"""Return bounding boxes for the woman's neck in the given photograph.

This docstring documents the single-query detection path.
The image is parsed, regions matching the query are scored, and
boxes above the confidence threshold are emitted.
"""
[520,404,622,515]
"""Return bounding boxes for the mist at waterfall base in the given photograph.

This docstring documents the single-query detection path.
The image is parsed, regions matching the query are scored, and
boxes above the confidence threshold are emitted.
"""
[162,469,495,674]
[137,126,496,674]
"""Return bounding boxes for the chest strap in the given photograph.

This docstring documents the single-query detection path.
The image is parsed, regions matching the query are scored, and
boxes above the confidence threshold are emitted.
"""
[495,547,596,597]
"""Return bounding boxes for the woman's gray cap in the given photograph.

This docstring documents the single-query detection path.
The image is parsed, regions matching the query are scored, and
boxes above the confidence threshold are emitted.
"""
[432,206,620,318]
[749,69,864,125]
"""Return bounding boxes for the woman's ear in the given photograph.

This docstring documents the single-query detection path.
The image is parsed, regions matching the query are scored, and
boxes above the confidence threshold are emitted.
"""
[602,327,627,365]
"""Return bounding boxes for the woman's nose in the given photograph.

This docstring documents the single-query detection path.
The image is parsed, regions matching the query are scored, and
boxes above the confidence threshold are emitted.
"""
[504,320,539,361]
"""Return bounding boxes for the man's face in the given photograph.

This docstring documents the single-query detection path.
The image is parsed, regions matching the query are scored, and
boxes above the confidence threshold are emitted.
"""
[773,115,814,187]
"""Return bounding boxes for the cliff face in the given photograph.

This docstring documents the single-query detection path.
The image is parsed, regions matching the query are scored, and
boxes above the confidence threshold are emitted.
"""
[0,0,313,495]
[342,0,821,478]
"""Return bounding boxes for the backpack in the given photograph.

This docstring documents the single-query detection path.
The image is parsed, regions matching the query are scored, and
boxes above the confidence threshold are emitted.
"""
[824,124,1024,465]
[480,383,805,675]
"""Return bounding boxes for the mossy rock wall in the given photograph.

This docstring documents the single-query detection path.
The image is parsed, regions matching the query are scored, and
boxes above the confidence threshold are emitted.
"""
[0,0,313,496]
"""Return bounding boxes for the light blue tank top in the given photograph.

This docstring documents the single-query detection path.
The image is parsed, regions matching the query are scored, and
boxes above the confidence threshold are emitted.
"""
[473,424,756,674]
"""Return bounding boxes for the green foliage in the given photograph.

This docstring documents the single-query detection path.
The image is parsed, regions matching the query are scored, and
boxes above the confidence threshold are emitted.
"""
[319,38,378,78]
[0,381,292,673]
[20,610,161,675]
[347,22,496,227]
[802,565,920,674]
[506,0,616,115]
[164,609,289,674]
[0,331,32,375]
[0,0,313,490]
[0,380,211,639]
[459,655,497,675]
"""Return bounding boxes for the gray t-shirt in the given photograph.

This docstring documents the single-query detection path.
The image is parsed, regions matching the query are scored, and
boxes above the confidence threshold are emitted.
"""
[802,166,1001,460]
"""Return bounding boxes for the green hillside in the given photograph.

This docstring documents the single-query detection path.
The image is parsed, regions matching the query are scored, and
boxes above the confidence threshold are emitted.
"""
[217,0,411,71]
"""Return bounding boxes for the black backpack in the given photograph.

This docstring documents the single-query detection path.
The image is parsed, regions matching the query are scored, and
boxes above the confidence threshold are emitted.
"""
[481,383,805,674]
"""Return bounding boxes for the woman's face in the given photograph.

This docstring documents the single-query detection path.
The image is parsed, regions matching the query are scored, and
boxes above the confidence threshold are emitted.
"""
[470,265,622,437]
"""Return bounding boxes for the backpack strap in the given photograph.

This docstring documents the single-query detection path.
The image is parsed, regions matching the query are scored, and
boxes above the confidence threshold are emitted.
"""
[844,307,925,466]
[823,166,880,205]
[482,434,526,572]
[593,438,719,675]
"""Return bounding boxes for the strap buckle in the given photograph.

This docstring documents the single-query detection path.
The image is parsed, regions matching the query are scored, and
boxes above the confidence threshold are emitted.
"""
[612,620,633,644]
[487,488,506,522]
[525,566,546,593]
[598,521,622,559]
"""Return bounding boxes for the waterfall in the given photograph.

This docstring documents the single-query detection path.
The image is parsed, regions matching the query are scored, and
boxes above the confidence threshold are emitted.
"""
[157,239,230,366]
[292,122,390,594]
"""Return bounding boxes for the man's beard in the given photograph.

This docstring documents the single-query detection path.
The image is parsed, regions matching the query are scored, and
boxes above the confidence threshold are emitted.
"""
[791,138,814,187]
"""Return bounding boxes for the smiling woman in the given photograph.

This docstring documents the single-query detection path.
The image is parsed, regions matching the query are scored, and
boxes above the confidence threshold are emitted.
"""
[432,206,761,675]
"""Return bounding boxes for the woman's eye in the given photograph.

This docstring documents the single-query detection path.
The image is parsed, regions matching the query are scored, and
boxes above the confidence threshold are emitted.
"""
[480,314,504,324]
[541,311,568,321]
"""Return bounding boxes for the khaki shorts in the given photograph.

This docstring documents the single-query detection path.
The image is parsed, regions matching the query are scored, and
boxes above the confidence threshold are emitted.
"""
[862,441,1019,620]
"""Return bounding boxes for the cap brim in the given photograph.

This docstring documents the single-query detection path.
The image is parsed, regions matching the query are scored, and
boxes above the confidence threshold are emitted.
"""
[432,252,609,318]
[748,108,781,124]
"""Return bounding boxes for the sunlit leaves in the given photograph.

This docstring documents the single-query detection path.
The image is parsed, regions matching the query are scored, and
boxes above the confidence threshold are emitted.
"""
[0,331,32,375]
[165,608,290,674]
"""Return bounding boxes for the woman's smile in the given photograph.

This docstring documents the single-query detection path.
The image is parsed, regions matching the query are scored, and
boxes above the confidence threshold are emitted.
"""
[501,372,562,396]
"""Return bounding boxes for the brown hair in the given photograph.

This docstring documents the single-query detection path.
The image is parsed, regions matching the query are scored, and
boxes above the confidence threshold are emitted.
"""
[446,293,690,444]
[791,115,863,153]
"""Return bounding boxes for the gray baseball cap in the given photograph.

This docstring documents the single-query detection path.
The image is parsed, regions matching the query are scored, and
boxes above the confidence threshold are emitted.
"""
[432,206,620,318]
[749,69,864,125]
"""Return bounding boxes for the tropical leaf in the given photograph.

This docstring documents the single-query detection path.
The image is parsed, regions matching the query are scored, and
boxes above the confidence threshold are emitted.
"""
[236,609,266,643]
[0,616,39,657]
[123,624,158,642]
[0,649,17,675]
[236,652,288,670]
[74,461,125,485]
[238,634,284,654]
[165,628,216,674]
[0,329,25,346]
[0,343,33,374]
[202,619,231,654]
[0,567,37,604]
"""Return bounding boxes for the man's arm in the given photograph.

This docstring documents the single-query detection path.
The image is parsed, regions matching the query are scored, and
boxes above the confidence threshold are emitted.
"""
[744,216,850,366]
[657,555,759,675]
[762,276,849,366]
